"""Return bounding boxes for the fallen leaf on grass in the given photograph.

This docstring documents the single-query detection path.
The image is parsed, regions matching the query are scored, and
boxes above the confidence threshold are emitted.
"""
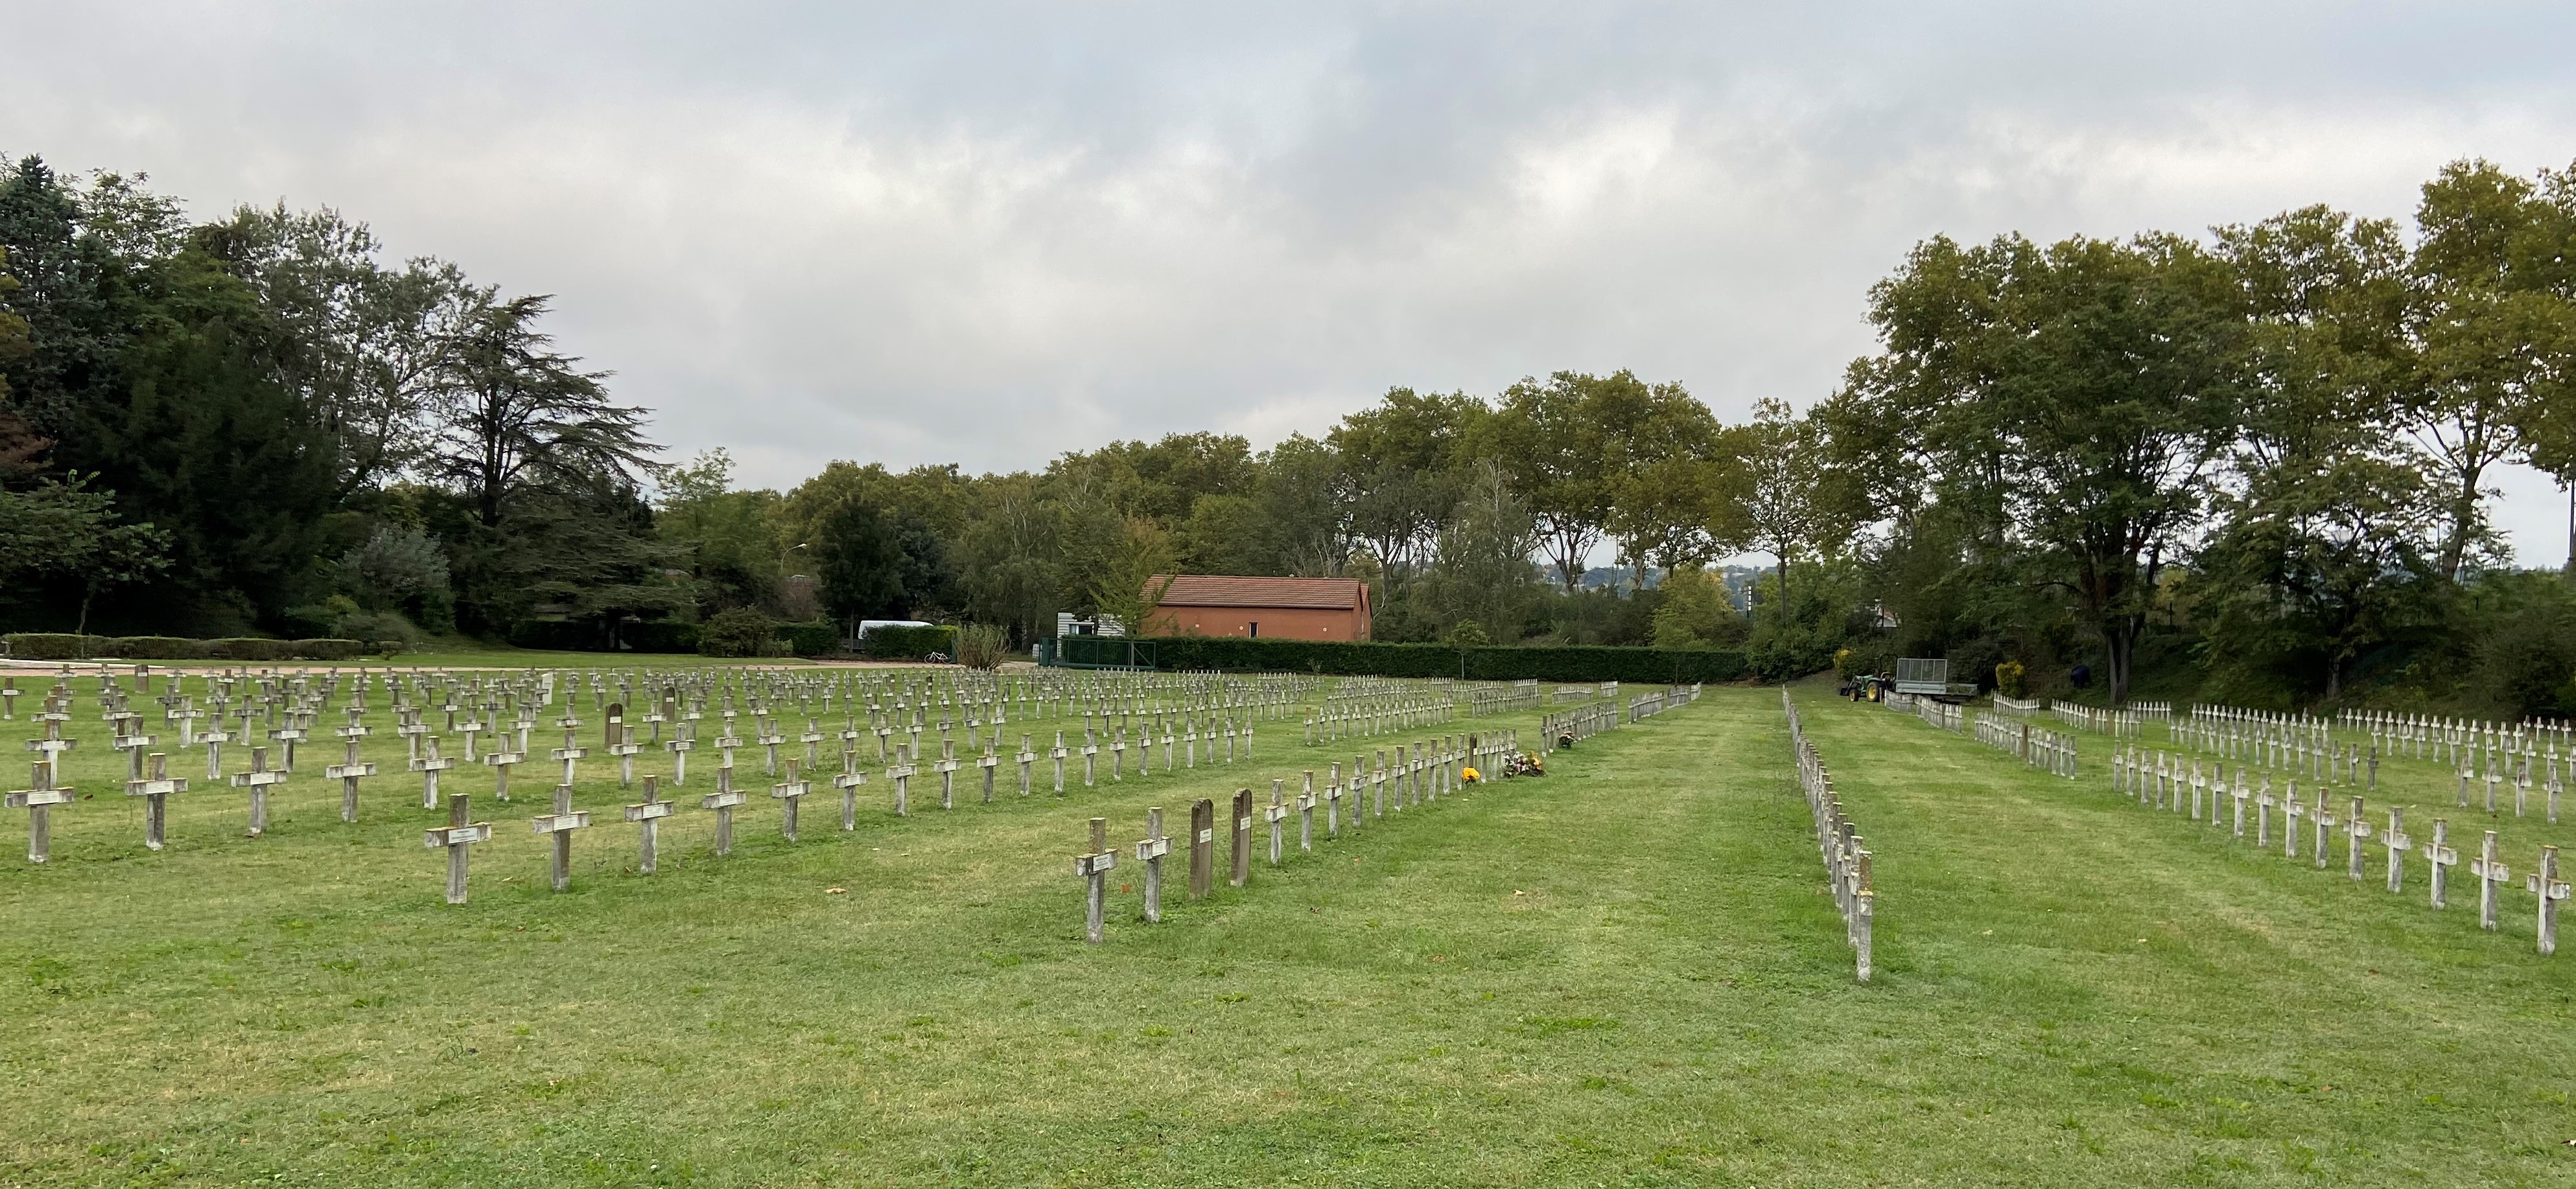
[825,887,846,894]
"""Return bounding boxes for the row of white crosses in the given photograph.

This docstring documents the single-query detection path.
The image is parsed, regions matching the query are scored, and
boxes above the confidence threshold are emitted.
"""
[2046,700,2147,739]
[2183,701,2567,822]
[2111,745,2571,954]
[1073,728,1526,943]
[1541,700,1623,753]
[1626,685,1702,722]
[1304,692,1452,745]
[1784,691,1873,982]
[1457,679,1547,717]
[2177,704,2382,791]
[1971,714,2079,778]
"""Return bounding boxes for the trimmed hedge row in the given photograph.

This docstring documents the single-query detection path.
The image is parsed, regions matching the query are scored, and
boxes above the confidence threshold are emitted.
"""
[506,619,704,654]
[4,634,377,662]
[505,619,845,657]
[1062,635,1747,683]
[858,624,956,660]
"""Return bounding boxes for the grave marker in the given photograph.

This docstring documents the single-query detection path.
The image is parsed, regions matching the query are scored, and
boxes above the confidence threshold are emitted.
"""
[328,730,379,823]
[532,781,592,891]
[626,774,676,873]
[2471,830,2511,931]
[1297,771,1315,853]
[1189,798,1215,899]
[933,741,961,811]
[773,758,812,840]
[423,793,493,905]
[1264,779,1288,866]
[1230,788,1253,888]
[887,746,917,817]
[10,759,73,862]
[2427,818,2459,908]
[2381,808,2411,894]
[834,754,867,830]
[2528,846,2568,956]
[1134,807,1170,923]
[702,765,746,855]
[231,746,288,837]
[1076,817,1116,944]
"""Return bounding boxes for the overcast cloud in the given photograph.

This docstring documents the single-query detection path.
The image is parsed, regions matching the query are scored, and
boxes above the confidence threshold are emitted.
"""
[3,1,2571,566]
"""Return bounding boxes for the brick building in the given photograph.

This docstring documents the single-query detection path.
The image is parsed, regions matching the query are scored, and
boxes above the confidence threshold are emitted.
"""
[1146,575,1372,641]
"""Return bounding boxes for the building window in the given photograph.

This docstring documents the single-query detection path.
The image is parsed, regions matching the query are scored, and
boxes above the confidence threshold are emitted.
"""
[1249,621,1259,638]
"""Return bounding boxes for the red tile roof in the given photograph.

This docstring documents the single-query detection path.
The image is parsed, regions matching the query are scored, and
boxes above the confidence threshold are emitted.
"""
[1149,575,1366,610]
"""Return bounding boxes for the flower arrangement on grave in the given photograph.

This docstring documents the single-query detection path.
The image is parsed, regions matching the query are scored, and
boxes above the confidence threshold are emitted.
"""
[1460,766,1481,784]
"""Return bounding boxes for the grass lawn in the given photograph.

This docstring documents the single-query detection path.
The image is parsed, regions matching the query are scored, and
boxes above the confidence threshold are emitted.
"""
[3,682,2570,1186]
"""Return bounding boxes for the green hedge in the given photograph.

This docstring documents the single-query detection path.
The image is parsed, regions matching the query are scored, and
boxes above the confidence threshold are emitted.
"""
[506,619,701,654]
[859,624,957,660]
[1057,635,1746,683]
[775,621,841,656]
[3,634,374,662]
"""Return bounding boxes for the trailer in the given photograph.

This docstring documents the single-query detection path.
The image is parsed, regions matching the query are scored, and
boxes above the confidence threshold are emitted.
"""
[1895,658,1980,702]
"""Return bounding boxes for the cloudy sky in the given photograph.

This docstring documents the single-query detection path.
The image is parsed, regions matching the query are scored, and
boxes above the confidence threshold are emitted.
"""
[6,2,2573,565]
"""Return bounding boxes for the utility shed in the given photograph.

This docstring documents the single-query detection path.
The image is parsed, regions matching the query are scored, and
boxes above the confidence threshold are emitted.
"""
[1147,575,1372,641]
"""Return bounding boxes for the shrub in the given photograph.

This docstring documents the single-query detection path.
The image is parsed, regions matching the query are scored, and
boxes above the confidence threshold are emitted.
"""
[371,640,407,657]
[620,621,701,653]
[859,624,957,661]
[955,623,1010,669]
[331,612,416,647]
[5,634,98,660]
[210,638,295,663]
[1996,659,2028,698]
[775,621,842,657]
[699,608,775,658]
[290,639,365,662]
[107,636,207,660]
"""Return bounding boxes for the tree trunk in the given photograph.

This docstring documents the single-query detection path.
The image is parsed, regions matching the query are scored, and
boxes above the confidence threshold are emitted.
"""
[2437,467,2484,582]
[2105,619,2135,708]
[1774,553,1791,625]
[75,584,94,638]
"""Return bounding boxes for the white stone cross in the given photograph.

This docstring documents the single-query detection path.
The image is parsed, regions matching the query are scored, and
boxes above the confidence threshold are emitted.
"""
[832,752,867,829]
[2380,808,2411,894]
[664,724,693,787]
[2528,845,2568,956]
[424,792,493,904]
[231,745,288,837]
[701,763,746,855]
[2470,829,2511,931]
[551,725,589,788]
[2426,818,2458,908]
[887,746,917,817]
[773,758,812,840]
[1076,816,1116,944]
[1264,779,1288,866]
[9,758,73,862]
[626,774,676,873]
[607,713,645,788]
[1049,732,1068,794]
[328,730,379,823]
[2345,795,2371,881]
[532,781,592,891]
[1134,807,1170,923]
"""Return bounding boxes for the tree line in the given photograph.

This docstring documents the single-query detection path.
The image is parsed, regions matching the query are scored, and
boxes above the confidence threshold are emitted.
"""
[2,152,2571,716]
